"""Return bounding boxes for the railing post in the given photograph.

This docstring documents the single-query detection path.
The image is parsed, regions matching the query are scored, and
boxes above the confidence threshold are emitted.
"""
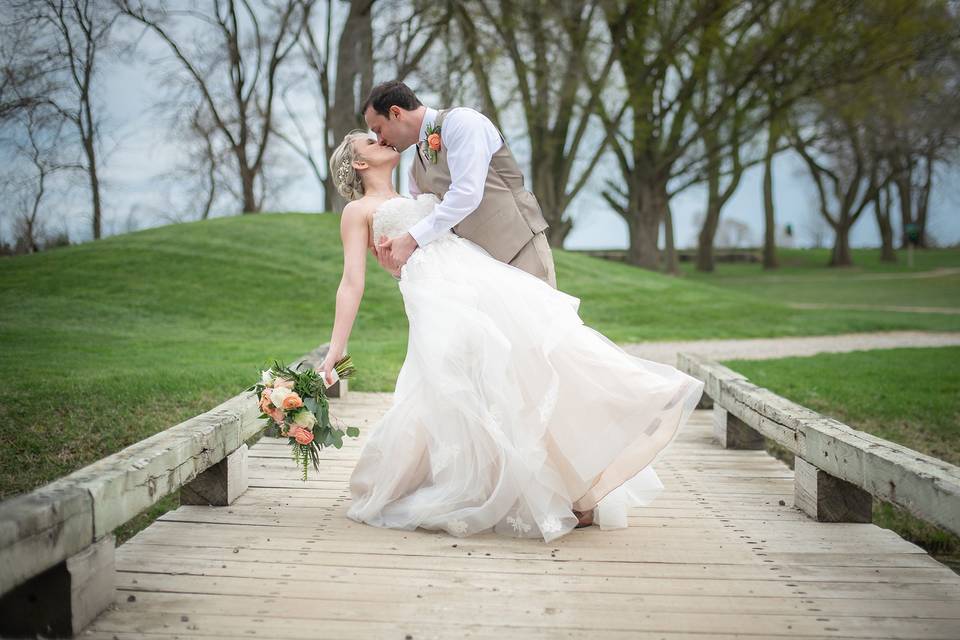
[181,443,249,506]
[794,456,872,523]
[713,405,764,449]
[0,533,115,638]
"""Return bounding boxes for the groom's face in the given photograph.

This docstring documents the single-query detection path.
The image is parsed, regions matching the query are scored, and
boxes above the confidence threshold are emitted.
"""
[364,105,416,152]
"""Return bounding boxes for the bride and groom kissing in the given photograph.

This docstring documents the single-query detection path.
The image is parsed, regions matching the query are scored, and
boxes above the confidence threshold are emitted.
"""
[316,79,703,542]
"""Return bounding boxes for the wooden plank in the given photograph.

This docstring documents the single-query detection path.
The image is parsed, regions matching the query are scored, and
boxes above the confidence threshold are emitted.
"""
[113,571,960,616]
[112,547,957,592]
[79,396,960,639]
[87,591,960,639]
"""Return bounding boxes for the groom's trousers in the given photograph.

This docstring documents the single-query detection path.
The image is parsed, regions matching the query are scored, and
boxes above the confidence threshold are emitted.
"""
[509,231,557,289]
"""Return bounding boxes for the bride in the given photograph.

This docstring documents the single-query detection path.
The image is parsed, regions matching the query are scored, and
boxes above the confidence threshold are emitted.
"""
[316,130,704,543]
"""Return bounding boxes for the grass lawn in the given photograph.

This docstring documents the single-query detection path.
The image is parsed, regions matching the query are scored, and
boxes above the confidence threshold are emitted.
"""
[1,213,957,543]
[679,247,960,309]
[720,347,960,568]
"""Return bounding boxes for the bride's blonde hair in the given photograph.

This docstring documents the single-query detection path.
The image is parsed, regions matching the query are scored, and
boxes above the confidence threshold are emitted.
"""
[329,129,371,201]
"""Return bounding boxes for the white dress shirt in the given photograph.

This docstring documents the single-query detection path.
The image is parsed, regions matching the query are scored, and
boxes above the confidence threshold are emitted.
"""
[406,106,504,247]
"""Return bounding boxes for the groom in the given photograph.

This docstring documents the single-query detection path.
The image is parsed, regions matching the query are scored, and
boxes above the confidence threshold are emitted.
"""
[362,80,557,288]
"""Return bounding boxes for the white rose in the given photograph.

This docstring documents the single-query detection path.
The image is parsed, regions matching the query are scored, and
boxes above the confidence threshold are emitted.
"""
[269,386,293,408]
[291,409,317,430]
[261,369,275,385]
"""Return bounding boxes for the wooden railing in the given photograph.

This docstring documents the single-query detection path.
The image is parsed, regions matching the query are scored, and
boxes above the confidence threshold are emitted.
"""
[677,351,960,536]
[0,343,344,638]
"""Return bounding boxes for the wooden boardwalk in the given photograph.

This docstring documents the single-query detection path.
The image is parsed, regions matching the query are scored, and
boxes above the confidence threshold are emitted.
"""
[81,391,960,639]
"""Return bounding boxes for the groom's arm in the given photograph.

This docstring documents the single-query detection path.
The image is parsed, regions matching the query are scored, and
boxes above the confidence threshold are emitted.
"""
[405,108,501,247]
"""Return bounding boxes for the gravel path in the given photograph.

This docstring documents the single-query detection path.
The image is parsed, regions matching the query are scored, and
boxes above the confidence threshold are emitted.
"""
[787,302,960,315]
[621,330,960,365]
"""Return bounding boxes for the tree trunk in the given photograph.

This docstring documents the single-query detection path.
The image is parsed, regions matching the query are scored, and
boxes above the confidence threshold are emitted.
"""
[330,0,374,212]
[875,184,896,262]
[695,138,721,273]
[531,161,572,246]
[625,180,665,271]
[240,166,258,214]
[695,200,719,272]
[83,135,102,239]
[762,119,779,269]
[916,153,933,248]
[663,200,680,275]
[829,223,853,267]
[895,170,913,249]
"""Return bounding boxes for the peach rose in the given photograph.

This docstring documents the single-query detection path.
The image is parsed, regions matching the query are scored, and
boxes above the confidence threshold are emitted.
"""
[268,407,285,424]
[273,377,295,390]
[294,428,314,445]
[428,133,441,151]
[281,392,303,410]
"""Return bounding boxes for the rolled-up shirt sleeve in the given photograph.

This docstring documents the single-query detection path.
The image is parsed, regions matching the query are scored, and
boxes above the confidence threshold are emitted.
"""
[406,109,500,247]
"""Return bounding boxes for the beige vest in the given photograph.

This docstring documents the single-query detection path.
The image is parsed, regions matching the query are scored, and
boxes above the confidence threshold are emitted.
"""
[411,109,549,264]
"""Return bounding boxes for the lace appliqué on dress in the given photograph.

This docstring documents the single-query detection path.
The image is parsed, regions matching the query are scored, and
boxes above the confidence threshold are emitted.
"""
[506,510,532,534]
[431,442,461,474]
[372,193,449,244]
[446,518,469,535]
[539,515,563,534]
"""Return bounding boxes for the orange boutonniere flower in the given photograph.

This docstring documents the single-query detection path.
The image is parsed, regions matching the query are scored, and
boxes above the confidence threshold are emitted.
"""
[421,122,441,164]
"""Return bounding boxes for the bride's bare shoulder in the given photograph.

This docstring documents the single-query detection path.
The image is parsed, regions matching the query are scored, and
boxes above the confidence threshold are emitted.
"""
[341,197,377,220]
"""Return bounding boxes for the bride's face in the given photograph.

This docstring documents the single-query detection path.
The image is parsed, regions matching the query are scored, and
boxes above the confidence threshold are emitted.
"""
[352,136,400,172]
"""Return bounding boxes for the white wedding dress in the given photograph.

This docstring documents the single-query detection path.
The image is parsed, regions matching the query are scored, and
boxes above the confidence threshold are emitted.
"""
[346,194,704,543]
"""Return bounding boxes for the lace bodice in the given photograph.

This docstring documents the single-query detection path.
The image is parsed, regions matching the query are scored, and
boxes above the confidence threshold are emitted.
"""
[372,193,451,242]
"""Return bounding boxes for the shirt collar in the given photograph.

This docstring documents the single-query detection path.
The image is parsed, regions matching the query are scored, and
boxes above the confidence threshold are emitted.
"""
[418,106,438,142]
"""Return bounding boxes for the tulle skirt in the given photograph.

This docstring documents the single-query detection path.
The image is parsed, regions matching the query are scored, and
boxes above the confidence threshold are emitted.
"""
[346,233,704,543]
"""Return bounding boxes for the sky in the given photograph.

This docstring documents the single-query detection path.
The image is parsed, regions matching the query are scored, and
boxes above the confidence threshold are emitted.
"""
[7,15,959,253]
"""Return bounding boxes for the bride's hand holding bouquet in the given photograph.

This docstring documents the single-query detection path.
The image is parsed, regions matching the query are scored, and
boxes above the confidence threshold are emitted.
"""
[246,353,358,481]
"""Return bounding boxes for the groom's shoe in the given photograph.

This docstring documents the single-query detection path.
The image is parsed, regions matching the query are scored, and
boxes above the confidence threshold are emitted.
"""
[573,508,595,528]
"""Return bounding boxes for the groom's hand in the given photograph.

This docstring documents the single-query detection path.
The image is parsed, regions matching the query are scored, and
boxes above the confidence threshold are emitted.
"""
[373,234,400,272]
[380,232,418,267]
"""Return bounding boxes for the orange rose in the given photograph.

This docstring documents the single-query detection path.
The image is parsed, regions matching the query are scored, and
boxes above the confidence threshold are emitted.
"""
[427,133,441,151]
[294,428,314,445]
[268,407,285,424]
[281,392,303,410]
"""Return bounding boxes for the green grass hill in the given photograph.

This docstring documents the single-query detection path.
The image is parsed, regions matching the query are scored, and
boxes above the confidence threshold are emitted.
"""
[1,211,958,500]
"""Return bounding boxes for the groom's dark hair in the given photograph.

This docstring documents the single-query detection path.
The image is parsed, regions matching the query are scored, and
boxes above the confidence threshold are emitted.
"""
[362,80,422,118]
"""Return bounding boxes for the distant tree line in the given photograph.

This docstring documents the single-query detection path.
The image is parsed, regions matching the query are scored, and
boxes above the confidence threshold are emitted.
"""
[1,0,957,269]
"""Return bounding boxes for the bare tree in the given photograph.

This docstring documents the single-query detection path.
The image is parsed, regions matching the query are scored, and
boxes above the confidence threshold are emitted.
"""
[6,0,117,240]
[789,101,888,267]
[275,0,445,212]
[118,0,314,215]
[885,52,960,249]
[0,101,79,253]
[596,0,782,271]
[451,0,614,246]
[762,0,958,266]
[0,7,59,122]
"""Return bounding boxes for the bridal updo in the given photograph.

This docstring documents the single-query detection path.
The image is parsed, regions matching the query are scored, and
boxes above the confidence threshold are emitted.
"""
[329,129,370,201]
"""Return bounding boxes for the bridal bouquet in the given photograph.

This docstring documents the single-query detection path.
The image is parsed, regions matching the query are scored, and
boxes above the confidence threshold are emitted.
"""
[247,355,358,481]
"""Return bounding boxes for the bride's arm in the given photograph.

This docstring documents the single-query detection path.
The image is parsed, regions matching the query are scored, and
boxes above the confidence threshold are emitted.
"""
[323,202,370,374]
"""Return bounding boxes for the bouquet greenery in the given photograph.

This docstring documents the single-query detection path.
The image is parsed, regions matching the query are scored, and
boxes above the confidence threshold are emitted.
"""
[247,355,358,480]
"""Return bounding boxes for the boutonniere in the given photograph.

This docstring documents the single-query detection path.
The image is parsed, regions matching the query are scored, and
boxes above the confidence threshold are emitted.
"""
[421,123,441,164]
